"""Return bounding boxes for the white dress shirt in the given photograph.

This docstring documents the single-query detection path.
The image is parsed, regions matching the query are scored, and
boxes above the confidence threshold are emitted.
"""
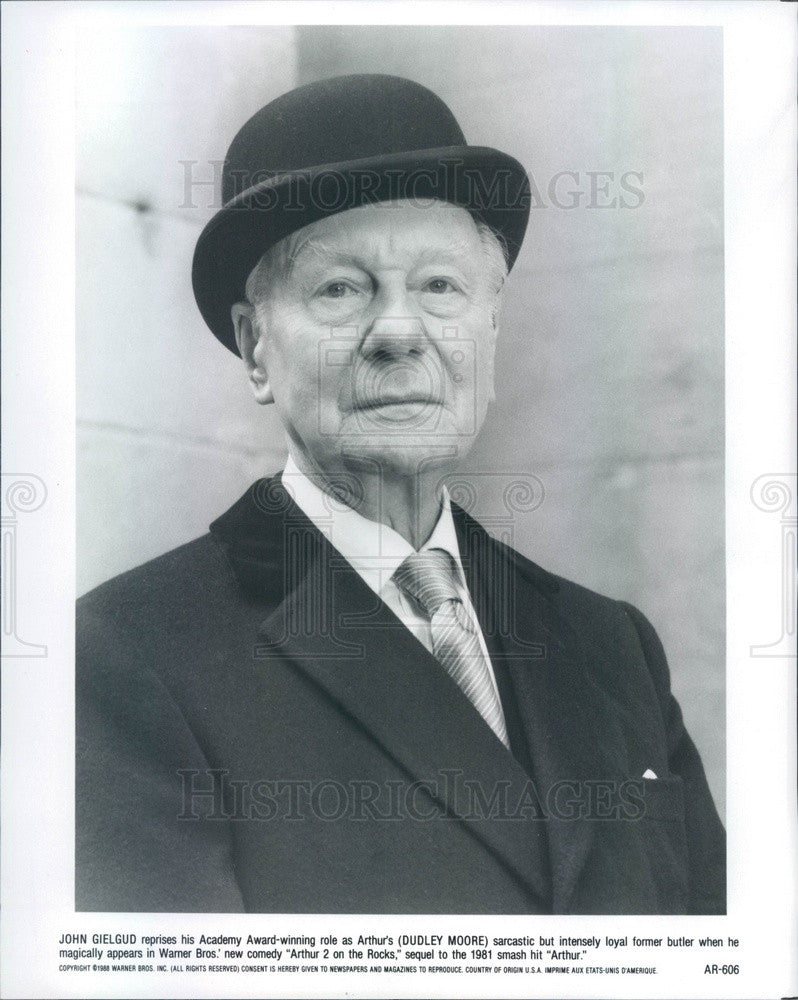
[281,456,502,699]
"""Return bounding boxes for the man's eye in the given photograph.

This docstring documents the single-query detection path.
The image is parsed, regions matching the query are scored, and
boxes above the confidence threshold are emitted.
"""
[424,278,456,294]
[320,281,354,299]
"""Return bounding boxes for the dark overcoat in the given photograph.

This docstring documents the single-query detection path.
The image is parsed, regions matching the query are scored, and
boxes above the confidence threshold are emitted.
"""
[76,478,725,914]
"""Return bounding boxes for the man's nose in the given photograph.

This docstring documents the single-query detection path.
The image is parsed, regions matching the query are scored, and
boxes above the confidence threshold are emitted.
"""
[359,285,428,360]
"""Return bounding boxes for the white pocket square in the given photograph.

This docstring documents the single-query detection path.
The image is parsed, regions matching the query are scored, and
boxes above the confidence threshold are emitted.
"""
[642,768,658,780]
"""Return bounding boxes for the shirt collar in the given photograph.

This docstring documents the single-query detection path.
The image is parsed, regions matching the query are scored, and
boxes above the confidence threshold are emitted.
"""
[281,455,466,598]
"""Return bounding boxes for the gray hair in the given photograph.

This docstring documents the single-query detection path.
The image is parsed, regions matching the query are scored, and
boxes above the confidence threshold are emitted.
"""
[475,220,509,296]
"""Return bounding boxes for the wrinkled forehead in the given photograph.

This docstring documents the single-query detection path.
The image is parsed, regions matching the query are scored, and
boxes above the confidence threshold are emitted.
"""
[276,199,483,273]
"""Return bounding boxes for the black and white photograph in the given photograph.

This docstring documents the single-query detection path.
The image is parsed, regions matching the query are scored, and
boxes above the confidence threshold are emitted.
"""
[75,22,726,917]
[2,3,796,999]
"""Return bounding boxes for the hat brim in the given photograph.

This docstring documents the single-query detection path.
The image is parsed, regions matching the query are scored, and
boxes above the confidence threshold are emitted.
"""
[192,145,530,355]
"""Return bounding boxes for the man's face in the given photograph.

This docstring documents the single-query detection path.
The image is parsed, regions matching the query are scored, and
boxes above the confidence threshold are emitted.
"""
[238,199,502,482]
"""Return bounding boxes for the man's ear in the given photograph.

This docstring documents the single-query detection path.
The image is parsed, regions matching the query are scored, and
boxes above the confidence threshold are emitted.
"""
[486,297,501,404]
[490,286,504,332]
[231,302,274,405]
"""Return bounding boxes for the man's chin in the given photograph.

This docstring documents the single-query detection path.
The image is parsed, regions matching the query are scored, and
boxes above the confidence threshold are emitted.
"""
[338,436,474,479]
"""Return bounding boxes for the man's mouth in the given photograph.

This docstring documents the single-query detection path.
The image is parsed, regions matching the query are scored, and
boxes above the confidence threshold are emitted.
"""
[354,395,441,410]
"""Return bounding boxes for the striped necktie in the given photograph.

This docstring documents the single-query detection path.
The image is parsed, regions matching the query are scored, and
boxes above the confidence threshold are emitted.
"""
[393,548,510,748]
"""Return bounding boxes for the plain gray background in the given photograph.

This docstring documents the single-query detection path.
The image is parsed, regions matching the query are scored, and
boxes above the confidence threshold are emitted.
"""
[76,25,725,818]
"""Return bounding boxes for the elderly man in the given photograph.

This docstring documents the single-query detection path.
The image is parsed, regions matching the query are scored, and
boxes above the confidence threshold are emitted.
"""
[76,74,725,914]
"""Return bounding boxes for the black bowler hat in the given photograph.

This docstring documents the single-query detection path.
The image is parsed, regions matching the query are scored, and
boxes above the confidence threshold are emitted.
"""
[192,74,531,354]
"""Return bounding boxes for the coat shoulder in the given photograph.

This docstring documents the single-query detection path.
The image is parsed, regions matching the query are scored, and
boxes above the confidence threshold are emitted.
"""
[497,532,645,634]
[457,505,658,668]
[75,532,257,689]
[489,530,667,686]
[77,533,234,626]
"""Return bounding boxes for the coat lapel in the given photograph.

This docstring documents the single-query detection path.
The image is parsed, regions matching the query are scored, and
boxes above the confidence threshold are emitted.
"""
[453,507,628,913]
[212,479,552,910]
